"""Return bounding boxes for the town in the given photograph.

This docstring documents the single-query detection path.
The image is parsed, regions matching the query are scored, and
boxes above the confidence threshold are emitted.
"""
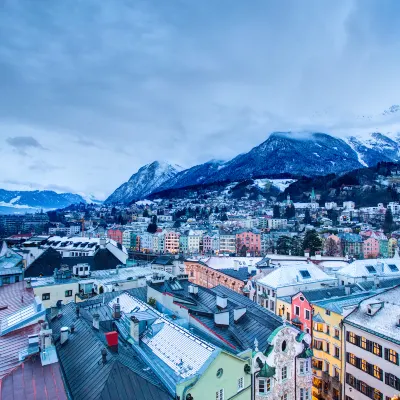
[1,189,400,400]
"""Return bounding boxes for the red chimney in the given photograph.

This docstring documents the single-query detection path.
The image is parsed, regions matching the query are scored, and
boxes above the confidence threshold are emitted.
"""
[105,331,118,352]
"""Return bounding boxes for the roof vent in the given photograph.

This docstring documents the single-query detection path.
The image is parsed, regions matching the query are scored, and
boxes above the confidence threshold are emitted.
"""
[101,348,107,364]
[367,302,384,316]
[60,327,69,345]
[234,307,246,323]
[188,284,198,295]
[216,294,228,309]
[93,313,100,330]
[214,310,229,327]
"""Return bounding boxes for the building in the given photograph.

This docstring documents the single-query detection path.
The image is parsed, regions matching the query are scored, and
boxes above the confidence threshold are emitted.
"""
[277,285,362,336]
[337,234,363,258]
[107,228,124,244]
[203,234,213,253]
[336,258,400,286]
[219,232,236,253]
[49,295,173,400]
[343,286,400,400]
[388,237,398,258]
[122,230,139,250]
[148,280,313,400]
[151,255,185,276]
[236,230,261,255]
[311,292,375,400]
[140,232,154,252]
[0,242,24,286]
[164,231,180,254]
[188,233,200,253]
[255,262,336,313]
[48,223,81,236]
[363,237,380,259]
[179,234,188,253]
[267,218,288,230]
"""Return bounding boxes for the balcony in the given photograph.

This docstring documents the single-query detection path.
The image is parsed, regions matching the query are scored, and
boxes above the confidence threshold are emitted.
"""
[331,376,341,389]
[312,368,323,378]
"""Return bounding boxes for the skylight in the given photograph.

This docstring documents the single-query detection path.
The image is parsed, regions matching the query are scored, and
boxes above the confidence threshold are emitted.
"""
[365,265,377,274]
[388,264,399,272]
[299,270,311,279]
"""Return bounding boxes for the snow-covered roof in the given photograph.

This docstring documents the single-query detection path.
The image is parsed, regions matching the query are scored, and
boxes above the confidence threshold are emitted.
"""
[345,286,400,345]
[256,262,335,289]
[198,256,262,271]
[337,258,400,278]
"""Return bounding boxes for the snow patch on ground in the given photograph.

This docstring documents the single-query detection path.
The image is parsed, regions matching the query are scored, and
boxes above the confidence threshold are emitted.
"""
[135,199,154,206]
[253,179,296,192]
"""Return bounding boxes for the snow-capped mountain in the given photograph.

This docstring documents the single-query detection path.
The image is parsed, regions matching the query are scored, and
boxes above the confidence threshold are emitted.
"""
[106,131,400,202]
[104,161,183,204]
[345,132,400,167]
[201,132,363,183]
[0,189,86,213]
[157,159,226,191]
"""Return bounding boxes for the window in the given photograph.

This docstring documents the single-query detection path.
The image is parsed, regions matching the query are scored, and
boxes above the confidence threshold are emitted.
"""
[282,340,287,352]
[300,360,309,374]
[361,336,367,349]
[300,388,310,400]
[348,331,356,344]
[348,353,356,365]
[334,346,340,359]
[373,365,381,380]
[65,290,72,297]
[295,306,300,316]
[373,389,382,400]
[287,312,290,320]
[42,293,50,300]
[325,309,331,316]
[373,342,382,356]
[388,264,399,272]
[316,323,324,332]
[334,367,340,380]
[270,301,275,311]
[305,309,310,320]
[334,328,340,339]
[361,359,367,372]
[258,378,271,394]
[312,359,323,370]
[281,395,288,400]
[282,366,287,380]
[366,265,377,274]
[385,373,400,390]
[216,368,223,378]
[299,270,311,279]
[237,377,244,391]
[2,277,10,285]
[216,389,224,400]
[385,348,399,365]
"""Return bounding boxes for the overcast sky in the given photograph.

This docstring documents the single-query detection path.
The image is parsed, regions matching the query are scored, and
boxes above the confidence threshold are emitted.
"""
[1,0,400,199]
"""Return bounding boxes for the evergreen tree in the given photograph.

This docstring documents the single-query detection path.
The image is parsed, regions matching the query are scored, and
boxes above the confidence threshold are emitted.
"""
[383,208,394,233]
[303,208,312,224]
[173,220,181,228]
[273,205,281,218]
[143,208,149,218]
[220,213,228,221]
[147,222,158,233]
[290,236,304,256]
[276,236,292,255]
[285,205,296,219]
[302,229,322,256]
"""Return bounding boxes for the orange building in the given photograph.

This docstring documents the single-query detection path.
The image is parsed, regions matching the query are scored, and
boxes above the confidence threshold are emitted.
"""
[164,231,180,254]
[235,230,261,255]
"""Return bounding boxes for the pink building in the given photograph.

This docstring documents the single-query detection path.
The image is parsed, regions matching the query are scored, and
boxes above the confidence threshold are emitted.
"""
[164,231,180,254]
[363,237,380,258]
[202,235,212,253]
[107,229,123,244]
[235,231,261,255]
[291,292,313,335]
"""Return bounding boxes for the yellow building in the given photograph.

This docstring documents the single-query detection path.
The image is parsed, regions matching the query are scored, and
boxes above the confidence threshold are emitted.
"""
[311,292,373,400]
[388,237,398,258]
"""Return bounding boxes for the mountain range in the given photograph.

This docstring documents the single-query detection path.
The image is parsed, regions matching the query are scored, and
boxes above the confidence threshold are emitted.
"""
[105,131,400,204]
[0,190,87,214]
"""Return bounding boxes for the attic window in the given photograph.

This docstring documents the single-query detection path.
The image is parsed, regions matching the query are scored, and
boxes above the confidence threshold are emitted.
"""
[366,265,377,274]
[388,264,399,272]
[299,270,311,279]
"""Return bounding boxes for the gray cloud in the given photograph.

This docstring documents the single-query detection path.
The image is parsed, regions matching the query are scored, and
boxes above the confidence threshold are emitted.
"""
[6,136,46,155]
[1,0,400,197]
[29,161,63,173]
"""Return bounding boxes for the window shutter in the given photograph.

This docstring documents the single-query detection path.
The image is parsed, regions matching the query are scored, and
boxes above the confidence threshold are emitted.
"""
[385,348,389,361]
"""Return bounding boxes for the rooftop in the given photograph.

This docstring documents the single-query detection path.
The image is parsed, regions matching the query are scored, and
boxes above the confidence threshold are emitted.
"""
[337,258,400,278]
[345,286,400,345]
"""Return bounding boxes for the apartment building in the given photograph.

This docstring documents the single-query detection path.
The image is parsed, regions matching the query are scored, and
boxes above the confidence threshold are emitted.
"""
[343,286,400,400]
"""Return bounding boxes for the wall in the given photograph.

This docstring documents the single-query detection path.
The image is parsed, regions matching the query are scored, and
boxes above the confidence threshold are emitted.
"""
[177,351,251,400]
[32,281,79,308]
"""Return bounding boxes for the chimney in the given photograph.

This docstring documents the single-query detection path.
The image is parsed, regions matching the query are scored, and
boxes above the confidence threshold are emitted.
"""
[214,310,230,327]
[60,327,69,345]
[304,249,310,258]
[115,265,119,275]
[188,284,198,295]
[373,276,380,288]
[100,237,106,248]
[234,260,239,271]
[234,307,246,323]
[113,298,121,319]
[93,313,100,330]
[101,348,107,364]
[216,294,228,309]
[26,279,32,289]
[130,316,140,343]
[315,251,321,260]
[345,285,351,295]
[105,331,118,352]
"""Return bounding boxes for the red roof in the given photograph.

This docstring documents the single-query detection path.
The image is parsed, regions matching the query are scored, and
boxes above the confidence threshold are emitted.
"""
[0,282,35,320]
[0,356,67,400]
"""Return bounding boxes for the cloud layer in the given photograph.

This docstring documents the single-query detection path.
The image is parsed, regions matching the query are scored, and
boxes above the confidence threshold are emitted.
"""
[1,0,400,198]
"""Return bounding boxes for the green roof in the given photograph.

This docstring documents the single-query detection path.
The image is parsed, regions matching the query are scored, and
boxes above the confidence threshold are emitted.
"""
[259,363,276,378]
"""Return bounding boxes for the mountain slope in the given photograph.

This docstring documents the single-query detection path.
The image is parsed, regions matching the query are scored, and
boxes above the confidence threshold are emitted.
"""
[0,189,86,212]
[204,132,363,183]
[105,161,182,204]
[157,160,226,191]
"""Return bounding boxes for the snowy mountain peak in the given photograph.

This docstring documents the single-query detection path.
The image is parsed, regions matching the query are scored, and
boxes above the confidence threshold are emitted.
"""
[105,161,182,204]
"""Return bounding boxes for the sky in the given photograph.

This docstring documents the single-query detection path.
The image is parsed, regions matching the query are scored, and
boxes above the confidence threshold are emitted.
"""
[1,0,400,200]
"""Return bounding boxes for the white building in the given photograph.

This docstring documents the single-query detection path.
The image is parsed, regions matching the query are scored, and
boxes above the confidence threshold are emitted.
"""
[387,202,400,215]
[140,232,154,252]
[255,262,336,313]
[267,218,288,230]
[188,233,200,253]
[343,286,400,400]
[48,224,81,236]
[343,201,356,210]
[325,202,338,210]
